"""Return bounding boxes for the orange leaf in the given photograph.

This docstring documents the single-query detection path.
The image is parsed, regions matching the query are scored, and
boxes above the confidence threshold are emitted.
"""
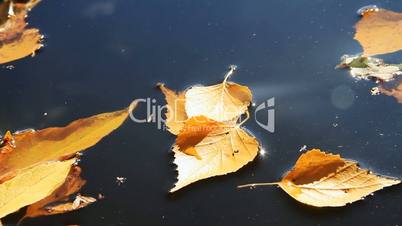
[355,8,402,56]
[175,116,225,159]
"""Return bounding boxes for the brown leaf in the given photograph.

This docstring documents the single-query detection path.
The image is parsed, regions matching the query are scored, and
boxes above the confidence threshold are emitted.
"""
[0,0,43,64]
[355,8,402,56]
[0,101,137,182]
[239,149,400,207]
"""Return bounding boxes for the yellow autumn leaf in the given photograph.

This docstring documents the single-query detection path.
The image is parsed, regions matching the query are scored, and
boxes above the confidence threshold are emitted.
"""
[0,0,43,64]
[21,166,90,221]
[355,8,402,56]
[0,159,75,218]
[184,65,252,122]
[171,120,259,192]
[239,149,400,207]
[158,83,187,135]
[0,101,137,182]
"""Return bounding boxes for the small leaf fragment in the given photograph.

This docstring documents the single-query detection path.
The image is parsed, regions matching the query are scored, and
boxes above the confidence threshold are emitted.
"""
[0,159,76,218]
[379,80,402,104]
[0,0,43,64]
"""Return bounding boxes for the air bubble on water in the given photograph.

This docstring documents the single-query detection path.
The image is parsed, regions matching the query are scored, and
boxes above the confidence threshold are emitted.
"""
[357,5,379,16]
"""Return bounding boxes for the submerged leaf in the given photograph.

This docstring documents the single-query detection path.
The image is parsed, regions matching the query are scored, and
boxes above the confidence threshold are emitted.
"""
[0,101,136,182]
[171,126,259,192]
[0,159,75,218]
[0,0,43,64]
[355,8,402,56]
[185,66,252,122]
[239,149,400,207]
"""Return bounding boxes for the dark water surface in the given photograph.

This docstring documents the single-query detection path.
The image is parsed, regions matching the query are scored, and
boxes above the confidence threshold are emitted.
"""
[1,0,402,225]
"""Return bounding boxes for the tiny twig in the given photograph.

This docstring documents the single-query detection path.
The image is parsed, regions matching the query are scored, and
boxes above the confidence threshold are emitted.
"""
[237,182,279,189]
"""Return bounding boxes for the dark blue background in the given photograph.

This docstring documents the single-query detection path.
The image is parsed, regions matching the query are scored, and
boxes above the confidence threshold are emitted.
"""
[1,0,402,225]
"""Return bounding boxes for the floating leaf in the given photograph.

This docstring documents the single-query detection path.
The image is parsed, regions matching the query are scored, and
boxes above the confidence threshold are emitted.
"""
[355,8,402,56]
[0,159,75,218]
[0,0,43,64]
[21,166,94,221]
[337,55,402,82]
[185,65,252,122]
[158,83,187,135]
[0,101,137,182]
[171,124,259,192]
[239,149,400,207]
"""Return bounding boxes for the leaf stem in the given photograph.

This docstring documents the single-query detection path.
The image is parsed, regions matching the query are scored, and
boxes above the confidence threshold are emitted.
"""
[223,65,238,84]
[237,182,279,189]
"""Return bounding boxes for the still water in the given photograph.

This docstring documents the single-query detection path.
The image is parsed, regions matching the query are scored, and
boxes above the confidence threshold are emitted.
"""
[1,0,402,225]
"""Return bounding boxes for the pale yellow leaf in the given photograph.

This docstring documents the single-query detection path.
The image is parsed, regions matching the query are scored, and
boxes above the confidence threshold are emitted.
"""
[171,127,259,192]
[184,68,252,122]
[0,159,75,218]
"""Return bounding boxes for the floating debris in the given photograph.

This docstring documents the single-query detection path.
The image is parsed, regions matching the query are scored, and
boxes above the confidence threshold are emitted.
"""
[116,177,127,185]
[337,55,402,82]
[356,5,379,16]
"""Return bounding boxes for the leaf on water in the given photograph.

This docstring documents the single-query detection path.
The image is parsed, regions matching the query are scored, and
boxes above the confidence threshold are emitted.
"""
[355,7,402,56]
[239,149,400,207]
[0,158,76,218]
[171,123,259,192]
[158,83,187,135]
[0,0,43,64]
[21,166,95,221]
[337,55,402,82]
[185,66,252,122]
[0,101,137,182]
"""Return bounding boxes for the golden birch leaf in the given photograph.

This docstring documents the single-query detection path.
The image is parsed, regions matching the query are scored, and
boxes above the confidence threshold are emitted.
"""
[171,126,259,192]
[0,101,137,182]
[355,8,402,56]
[158,83,187,135]
[184,66,252,122]
[0,0,43,64]
[0,159,75,218]
[239,149,401,207]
